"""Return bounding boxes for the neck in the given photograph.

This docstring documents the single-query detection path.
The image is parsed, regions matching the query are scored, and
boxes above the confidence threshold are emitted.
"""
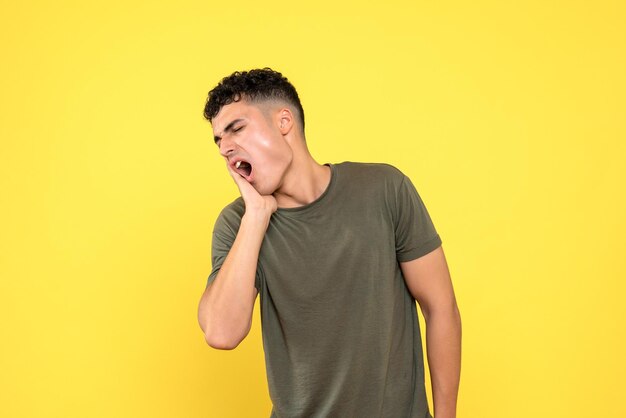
[273,149,331,209]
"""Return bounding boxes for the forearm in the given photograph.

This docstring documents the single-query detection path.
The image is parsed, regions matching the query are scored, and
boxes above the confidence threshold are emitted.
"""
[198,212,269,349]
[424,305,462,418]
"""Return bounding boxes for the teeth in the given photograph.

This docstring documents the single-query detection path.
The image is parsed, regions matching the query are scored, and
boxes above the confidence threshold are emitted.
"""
[235,161,241,169]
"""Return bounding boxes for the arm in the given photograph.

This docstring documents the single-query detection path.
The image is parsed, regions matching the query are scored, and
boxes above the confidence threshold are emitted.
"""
[197,163,277,350]
[400,245,461,418]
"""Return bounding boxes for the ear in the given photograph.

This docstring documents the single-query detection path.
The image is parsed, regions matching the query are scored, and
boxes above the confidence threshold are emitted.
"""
[277,107,294,135]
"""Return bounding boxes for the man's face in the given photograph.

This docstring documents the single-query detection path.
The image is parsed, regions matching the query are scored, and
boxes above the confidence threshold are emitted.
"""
[212,99,293,195]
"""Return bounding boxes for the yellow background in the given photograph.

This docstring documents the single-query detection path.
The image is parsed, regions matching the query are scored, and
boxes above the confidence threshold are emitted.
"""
[1,0,624,417]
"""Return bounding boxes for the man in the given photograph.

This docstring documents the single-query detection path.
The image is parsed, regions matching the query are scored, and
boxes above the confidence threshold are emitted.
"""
[197,68,462,418]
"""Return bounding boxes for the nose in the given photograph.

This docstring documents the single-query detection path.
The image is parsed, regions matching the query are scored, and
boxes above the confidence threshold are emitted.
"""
[218,136,236,158]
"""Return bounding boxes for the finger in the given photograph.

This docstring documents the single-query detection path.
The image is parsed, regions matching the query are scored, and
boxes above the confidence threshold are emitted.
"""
[225,161,245,184]
[225,161,255,195]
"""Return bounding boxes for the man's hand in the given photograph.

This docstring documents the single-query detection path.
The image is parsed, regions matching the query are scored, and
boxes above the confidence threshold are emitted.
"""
[225,160,277,220]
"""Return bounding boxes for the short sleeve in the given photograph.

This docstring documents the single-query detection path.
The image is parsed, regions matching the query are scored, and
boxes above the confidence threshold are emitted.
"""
[206,202,263,292]
[394,174,442,262]
[206,226,233,289]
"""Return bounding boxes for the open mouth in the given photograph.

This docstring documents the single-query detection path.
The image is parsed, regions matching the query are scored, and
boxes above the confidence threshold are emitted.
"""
[235,160,253,178]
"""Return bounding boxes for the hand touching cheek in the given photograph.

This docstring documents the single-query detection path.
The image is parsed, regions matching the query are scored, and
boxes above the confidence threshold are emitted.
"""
[225,161,277,220]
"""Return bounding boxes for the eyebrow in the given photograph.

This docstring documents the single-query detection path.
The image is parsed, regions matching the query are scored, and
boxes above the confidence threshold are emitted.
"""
[214,118,244,143]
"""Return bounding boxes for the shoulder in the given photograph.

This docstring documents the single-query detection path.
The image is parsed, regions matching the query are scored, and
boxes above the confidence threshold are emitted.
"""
[334,161,407,188]
[213,197,245,236]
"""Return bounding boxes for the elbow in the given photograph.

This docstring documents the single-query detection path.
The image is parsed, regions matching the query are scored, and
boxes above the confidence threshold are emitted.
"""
[203,321,251,350]
[422,299,461,323]
[197,288,253,350]
[204,332,241,350]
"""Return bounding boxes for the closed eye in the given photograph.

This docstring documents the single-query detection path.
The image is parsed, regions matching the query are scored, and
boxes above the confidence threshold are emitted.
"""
[214,122,245,145]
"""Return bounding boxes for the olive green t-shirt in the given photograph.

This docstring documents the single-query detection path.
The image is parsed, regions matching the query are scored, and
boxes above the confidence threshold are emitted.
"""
[207,162,442,418]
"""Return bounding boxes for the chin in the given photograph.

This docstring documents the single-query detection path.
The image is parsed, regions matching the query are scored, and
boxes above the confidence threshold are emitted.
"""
[256,183,280,196]
[253,173,282,196]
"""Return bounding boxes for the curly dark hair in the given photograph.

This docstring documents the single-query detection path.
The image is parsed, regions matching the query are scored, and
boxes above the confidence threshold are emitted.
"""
[203,67,305,133]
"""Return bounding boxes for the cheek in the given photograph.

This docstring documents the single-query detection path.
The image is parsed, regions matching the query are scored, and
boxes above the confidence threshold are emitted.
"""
[254,133,273,149]
[258,153,289,180]
[257,139,291,166]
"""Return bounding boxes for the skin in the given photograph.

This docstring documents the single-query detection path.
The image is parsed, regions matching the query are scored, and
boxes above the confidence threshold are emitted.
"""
[197,98,461,418]
[401,248,462,418]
